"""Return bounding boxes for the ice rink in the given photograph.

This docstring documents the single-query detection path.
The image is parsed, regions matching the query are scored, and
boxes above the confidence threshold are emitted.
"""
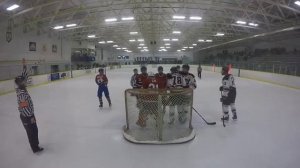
[1,67,300,168]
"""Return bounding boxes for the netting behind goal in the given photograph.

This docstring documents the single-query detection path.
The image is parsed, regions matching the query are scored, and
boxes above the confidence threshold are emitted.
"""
[123,88,195,144]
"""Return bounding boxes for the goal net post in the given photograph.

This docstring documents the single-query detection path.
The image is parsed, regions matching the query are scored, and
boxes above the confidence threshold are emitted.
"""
[123,88,195,144]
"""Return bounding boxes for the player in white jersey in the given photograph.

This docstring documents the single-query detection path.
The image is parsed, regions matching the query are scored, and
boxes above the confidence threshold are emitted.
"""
[219,66,237,121]
[167,67,186,124]
[178,64,196,123]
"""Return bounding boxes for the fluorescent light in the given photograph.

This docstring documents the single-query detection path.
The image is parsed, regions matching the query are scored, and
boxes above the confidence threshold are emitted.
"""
[129,39,136,42]
[177,50,181,52]
[182,49,186,51]
[216,33,225,36]
[98,41,106,44]
[137,39,144,42]
[249,23,259,27]
[113,45,118,47]
[116,48,121,49]
[107,41,114,43]
[206,40,213,42]
[189,47,194,49]
[192,44,197,46]
[173,15,186,19]
[139,43,145,46]
[105,18,117,22]
[163,39,170,41]
[165,43,171,46]
[173,31,181,34]
[66,24,77,27]
[53,26,64,30]
[121,17,134,21]
[122,48,127,50]
[172,39,178,41]
[160,47,165,48]
[198,39,205,42]
[236,20,247,25]
[190,16,202,20]
[295,1,300,6]
[183,47,188,48]
[127,51,132,53]
[158,50,162,51]
[138,47,142,49]
[130,32,138,35]
[88,35,96,38]
[7,4,19,11]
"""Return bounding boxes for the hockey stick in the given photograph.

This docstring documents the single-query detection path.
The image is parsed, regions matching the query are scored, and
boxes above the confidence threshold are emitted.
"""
[192,107,216,125]
[220,91,226,127]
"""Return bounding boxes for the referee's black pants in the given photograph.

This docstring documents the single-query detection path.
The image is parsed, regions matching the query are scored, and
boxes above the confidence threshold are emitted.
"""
[20,114,40,152]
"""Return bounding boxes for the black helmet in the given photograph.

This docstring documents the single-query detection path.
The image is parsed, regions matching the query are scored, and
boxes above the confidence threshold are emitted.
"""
[170,66,177,73]
[141,66,147,71]
[222,66,229,73]
[182,64,190,71]
[158,66,163,71]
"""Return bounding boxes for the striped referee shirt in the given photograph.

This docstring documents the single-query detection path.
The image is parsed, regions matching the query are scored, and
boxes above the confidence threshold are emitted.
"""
[16,67,34,117]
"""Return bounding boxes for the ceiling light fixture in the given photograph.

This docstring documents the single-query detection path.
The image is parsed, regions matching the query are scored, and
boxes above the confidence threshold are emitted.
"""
[53,26,64,30]
[6,4,19,11]
[236,20,247,25]
[99,41,106,44]
[66,24,77,27]
[295,1,300,6]
[189,16,202,20]
[105,18,117,22]
[172,39,179,41]
[130,32,138,35]
[249,23,259,27]
[173,31,181,34]
[216,33,225,36]
[88,35,96,38]
[121,17,134,21]
[173,15,185,19]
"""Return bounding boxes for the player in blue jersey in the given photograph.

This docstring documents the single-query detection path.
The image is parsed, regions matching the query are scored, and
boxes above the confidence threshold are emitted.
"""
[95,68,112,108]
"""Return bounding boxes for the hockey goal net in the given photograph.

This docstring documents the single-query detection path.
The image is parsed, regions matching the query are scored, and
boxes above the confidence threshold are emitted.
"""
[123,88,195,144]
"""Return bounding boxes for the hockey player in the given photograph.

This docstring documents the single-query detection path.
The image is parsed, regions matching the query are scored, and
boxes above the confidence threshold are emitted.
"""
[135,66,148,89]
[167,66,186,124]
[197,64,202,79]
[220,66,237,121]
[15,65,43,153]
[135,66,149,127]
[155,66,168,89]
[178,64,197,123]
[181,64,197,89]
[95,68,112,108]
[130,68,139,88]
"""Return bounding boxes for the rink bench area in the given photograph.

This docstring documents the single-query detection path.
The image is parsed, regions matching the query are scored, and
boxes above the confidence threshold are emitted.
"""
[0,64,299,95]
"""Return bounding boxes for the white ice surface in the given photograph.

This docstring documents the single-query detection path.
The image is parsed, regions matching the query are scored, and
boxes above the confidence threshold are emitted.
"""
[1,68,300,168]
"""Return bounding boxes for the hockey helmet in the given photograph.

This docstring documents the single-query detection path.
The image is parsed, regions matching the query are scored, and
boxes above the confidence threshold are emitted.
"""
[182,64,190,71]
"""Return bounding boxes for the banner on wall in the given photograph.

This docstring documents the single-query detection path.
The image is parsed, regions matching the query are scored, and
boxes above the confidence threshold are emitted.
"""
[50,73,60,81]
